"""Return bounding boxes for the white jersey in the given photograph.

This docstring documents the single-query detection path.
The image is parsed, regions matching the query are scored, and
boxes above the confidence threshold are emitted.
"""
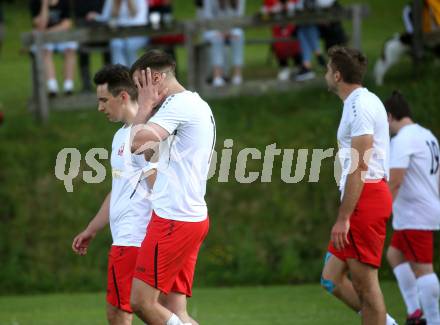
[337,87,390,195]
[390,124,440,230]
[110,126,155,246]
[149,91,216,222]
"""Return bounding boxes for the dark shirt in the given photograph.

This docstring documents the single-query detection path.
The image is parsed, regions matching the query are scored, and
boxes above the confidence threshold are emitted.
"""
[29,0,71,28]
[73,0,105,19]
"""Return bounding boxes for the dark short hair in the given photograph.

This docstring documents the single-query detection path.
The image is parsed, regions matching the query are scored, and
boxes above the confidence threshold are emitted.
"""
[384,90,413,120]
[93,64,138,101]
[328,46,368,84]
[130,49,176,77]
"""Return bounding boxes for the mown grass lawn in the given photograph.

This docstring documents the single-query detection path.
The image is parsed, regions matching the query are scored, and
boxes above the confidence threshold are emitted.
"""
[0,282,406,325]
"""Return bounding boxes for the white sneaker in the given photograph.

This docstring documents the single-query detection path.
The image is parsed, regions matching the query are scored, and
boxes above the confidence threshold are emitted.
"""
[63,79,74,94]
[212,77,226,87]
[277,67,290,81]
[231,75,242,86]
[47,78,59,93]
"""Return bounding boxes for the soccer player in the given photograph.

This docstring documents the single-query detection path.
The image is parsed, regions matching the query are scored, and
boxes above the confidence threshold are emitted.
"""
[320,46,395,325]
[128,50,215,325]
[385,91,440,325]
[72,64,156,325]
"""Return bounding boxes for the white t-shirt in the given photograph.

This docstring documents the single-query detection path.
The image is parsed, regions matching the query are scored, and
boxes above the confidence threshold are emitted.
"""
[390,124,440,230]
[337,87,390,195]
[110,126,155,246]
[149,91,216,222]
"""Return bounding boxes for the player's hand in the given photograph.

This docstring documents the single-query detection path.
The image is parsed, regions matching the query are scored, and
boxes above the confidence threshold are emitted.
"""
[72,229,96,256]
[331,218,350,251]
[134,68,168,114]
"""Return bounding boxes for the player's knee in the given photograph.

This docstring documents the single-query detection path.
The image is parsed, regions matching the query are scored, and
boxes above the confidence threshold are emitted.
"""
[129,295,144,314]
[320,276,336,294]
[106,305,118,324]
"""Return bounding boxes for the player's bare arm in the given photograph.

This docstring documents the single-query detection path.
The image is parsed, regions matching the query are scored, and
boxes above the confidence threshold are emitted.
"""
[72,192,111,256]
[331,134,373,250]
[389,168,406,200]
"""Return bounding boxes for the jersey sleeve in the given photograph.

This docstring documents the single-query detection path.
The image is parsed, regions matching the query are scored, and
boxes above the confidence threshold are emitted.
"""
[389,133,412,169]
[148,97,191,135]
[349,96,375,137]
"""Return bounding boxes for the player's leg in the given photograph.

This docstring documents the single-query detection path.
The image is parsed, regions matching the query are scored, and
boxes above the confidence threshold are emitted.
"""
[322,253,397,325]
[387,243,421,317]
[321,252,362,311]
[160,292,198,325]
[131,213,208,325]
[106,303,133,325]
[131,279,181,325]
[407,230,440,325]
[107,246,141,325]
[160,235,207,325]
[412,263,440,325]
[348,258,386,325]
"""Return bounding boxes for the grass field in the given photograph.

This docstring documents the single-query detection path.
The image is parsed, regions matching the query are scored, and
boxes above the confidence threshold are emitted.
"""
[1,1,440,323]
[0,282,407,325]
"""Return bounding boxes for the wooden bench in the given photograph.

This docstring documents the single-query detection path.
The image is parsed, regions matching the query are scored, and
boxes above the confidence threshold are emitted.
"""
[21,4,369,122]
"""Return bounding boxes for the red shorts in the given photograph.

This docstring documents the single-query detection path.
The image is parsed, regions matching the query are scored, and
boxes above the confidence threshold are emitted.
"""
[390,230,434,263]
[328,180,392,268]
[134,211,209,297]
[107,245,139,313]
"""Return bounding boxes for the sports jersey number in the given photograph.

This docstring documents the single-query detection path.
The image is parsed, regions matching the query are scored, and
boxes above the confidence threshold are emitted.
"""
[426,140,439,175]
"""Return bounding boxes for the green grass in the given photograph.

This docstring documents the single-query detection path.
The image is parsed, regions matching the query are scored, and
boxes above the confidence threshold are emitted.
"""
[0,282,407,325]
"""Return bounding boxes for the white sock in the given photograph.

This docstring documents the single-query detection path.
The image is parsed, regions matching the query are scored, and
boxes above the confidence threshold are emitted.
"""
[394,262,420,314]
[386,313,397,325]
[47,78,59,93]
[417,273,440,325]
[359,310,397,324]
[166,313,184,325]
[63,79,74,92]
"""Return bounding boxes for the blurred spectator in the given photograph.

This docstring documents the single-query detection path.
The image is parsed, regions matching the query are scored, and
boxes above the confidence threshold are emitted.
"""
[374,0,440,85]
[29,0,77,96]
[261,0,302,81]
[294,0,325,81]
[149,0,173,29]
[73,0,111,92]
[148,0,184,73]
[88,0,148,67]
[197,0,246,87]
[317,1,347,50]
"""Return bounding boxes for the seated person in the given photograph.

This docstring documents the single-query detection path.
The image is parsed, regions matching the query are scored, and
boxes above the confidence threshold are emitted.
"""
[73,0,111,92]
[148,0,184,74]
[30,0,77,96]
[197,0,246,87]
[88,0,148,67]
[261,0,302,81]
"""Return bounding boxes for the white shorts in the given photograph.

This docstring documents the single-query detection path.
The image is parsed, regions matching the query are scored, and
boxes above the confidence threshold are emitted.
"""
[31,41,78,53]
